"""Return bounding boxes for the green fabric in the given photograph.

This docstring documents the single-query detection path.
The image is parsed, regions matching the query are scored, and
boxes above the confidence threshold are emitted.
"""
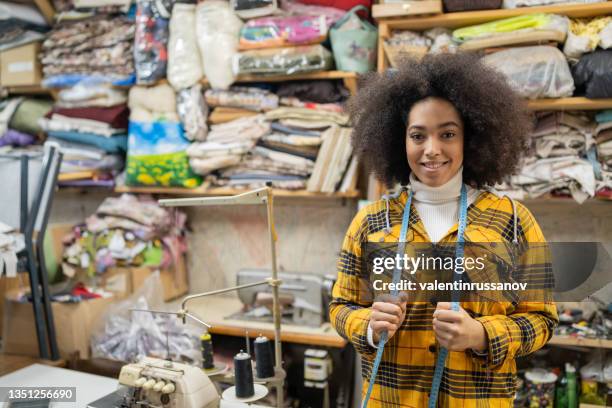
[10,98,53,135]
[330,6,377,74]
[453,13,553,42]
[143,243,163,266]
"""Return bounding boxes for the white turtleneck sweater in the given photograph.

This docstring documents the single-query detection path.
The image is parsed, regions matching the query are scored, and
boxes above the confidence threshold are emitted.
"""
[409,168,480,243]
[367,168,482,347]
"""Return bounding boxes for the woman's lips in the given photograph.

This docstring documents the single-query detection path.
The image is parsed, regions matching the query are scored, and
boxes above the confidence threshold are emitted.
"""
[421,161,449,171]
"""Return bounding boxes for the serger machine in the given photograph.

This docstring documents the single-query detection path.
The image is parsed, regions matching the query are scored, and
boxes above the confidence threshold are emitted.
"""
[88,357,220,408]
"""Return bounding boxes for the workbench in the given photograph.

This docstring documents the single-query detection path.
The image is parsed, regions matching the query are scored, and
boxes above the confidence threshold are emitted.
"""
[168,294,347,348]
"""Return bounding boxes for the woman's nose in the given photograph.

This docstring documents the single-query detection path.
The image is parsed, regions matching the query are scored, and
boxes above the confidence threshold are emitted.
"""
[424,136,441,156]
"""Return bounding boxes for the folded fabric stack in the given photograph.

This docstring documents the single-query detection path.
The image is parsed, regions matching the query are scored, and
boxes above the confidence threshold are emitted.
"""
[0,1,48,51]
[506,112,596,203]
[61,194,187,277]
[0,98,53,148]
[187,115,270,175]
[594,110,612,199]
[41,15,135,87]
[40,85,128,188]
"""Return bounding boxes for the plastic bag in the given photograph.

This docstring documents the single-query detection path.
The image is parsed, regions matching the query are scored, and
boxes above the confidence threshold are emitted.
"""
[502,0,605,8]
[168,3,203,90]
[330,5,377,73]
[232,0,278,19]
[134,0,169,85]
[177,84,208,142]
[126,120,202,188]
[572,50,612,98]
[564,17,612,59]
[483,46,574,99]
[196,1,242,90]
[600,20,612,49]
[239,15,328,50]
[91,272,203,363]
[453,13,568,42]
[233,44,332,76]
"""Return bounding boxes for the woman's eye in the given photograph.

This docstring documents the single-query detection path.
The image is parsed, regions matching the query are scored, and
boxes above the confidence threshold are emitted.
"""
[409,134,424,141]
[442,132,455,139]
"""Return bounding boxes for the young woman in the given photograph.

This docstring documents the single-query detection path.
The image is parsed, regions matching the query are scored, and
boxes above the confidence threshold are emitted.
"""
[330,53,558,407]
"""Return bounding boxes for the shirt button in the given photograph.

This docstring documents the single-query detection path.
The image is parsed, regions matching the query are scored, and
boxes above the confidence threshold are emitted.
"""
[428,344,436,353]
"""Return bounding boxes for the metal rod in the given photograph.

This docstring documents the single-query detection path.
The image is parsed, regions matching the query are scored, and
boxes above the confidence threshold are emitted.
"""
[181,280,269,311]
[158,187,269,207]
[265,188,284,408]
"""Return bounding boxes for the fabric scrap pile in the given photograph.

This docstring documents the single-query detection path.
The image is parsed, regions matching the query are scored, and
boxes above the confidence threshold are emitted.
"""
[504,112,597,203]
[61,194,187,278]
[0,1,48,51]
[594,110,612,199]
[41,15,135,87]
[40,84,128,187]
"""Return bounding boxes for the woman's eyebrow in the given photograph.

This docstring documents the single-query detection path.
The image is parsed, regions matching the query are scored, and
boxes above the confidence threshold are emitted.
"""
[438,121,461,128]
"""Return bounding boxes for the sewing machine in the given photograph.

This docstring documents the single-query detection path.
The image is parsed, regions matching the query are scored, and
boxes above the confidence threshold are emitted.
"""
[88,357,220,408]
[234,269,325,327]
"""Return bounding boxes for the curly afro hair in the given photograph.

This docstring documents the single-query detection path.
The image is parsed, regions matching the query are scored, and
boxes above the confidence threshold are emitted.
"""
[349,52,533,189]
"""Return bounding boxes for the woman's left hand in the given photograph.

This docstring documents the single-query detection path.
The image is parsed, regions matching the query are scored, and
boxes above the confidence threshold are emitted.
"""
[432,302,488,352]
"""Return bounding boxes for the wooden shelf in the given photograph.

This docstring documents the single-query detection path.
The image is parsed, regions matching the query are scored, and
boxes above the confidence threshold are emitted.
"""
[377,2,612,30]
[114,185,360,199]
[580,404,612,408]
[5,85,53,96]
[527,97,612,111]
[549,335,612,349]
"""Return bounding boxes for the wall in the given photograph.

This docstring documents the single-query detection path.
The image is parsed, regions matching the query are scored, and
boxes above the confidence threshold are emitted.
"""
[49,191,612,293]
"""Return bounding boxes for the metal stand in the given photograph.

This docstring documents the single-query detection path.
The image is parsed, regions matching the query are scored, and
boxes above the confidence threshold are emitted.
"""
[150,187,285,408]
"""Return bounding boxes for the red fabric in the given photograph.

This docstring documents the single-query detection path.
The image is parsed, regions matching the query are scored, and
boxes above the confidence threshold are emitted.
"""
[295,0,371,12]
[71,282,102,299]
[45,104,129,129]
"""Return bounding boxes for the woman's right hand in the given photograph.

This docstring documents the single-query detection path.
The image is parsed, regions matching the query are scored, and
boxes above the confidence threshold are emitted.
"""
[370,293,408,343]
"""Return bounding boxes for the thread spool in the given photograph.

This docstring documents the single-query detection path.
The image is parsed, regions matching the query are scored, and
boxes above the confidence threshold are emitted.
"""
[254,335,274,378]
[201,333,215,370]
[234,350,254,398]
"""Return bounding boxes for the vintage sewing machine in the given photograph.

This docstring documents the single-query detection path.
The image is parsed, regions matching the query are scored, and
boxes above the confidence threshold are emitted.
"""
[88,357,220,408]
[233,269,327,327]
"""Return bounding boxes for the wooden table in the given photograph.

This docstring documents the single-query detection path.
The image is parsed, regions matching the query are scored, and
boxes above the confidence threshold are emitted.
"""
[167,295,347,348]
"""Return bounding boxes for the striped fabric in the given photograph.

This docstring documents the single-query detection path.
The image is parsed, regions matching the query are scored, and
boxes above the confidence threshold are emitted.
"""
[330,190,558,407]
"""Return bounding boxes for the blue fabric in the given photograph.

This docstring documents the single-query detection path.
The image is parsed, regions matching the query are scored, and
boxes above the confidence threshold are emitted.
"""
[48,131,127,154]
[42,73,135,88]
[595,110,612,124]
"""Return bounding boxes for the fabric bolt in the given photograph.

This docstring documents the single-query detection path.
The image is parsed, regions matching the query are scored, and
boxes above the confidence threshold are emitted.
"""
[9,99,53,135]
[128,83,176,116]
[252,145,314,170]
[270,122,321,136]
[47,137,107,160]
[278,97,345,114]
[0,129,36,147]
[257,139,319,160]
[533,131,586,158]
[204,87,279,112]
[186,141,253,158]
[595,109,612,123]
[331,190,558,407]
[596,129,612,144]
[40,116,125,137]
[57,85,128,108]
[207,115,270,144]
[48,130,128,154]
[189,155,242,175]
[264,106,349,126]
[234,45,333,76]
[46,104,129,129]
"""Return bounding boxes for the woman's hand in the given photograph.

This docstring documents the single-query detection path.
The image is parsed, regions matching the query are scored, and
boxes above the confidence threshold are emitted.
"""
[370,293,408,343]
[432,302,487,352]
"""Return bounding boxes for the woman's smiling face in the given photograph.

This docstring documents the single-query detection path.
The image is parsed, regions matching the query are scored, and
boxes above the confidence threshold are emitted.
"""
[406,97,464,187]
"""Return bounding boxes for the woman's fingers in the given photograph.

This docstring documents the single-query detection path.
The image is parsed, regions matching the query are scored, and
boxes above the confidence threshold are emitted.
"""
[371,310,400,325]
[432,318,459,336]
[373,301,403,317]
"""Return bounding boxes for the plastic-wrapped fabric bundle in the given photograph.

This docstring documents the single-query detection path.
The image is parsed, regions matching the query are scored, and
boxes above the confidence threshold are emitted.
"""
[453,13,568,42]
[134,0,170,85]
[232,0,278,19]
[196,1,243,90]
[482,46,574,99]
[572,50,612,99]
[205,87,279,111]
[233,45,333,76]
[239,15,328,50]
[502,0,604,8]
[168,3,203,90]
[177,84,208,142]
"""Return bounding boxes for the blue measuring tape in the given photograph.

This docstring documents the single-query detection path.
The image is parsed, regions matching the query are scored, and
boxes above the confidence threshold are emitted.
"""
[362,184,468,408]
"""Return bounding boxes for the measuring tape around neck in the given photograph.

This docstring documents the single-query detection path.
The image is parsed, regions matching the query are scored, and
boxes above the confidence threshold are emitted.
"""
[362,185,468,408]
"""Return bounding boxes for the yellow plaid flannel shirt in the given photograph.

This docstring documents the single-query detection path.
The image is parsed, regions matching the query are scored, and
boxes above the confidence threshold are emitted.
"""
[330,190,558,407]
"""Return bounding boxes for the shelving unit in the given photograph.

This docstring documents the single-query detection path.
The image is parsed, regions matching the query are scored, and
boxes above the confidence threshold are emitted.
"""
[114,185,360,199]
[202,70,359,95]
[549,335,612,349]
[527,97,612,111]
[376,2,612,71]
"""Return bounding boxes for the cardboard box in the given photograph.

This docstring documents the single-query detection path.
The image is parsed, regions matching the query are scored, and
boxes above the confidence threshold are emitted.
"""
[2,289,114,359]
[0,42,42,87]
[0,273,29,338]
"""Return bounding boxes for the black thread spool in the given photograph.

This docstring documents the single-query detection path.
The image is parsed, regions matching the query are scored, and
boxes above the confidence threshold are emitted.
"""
[254,335,274,378]
[200,333,215,370]
[234,350,254,398]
